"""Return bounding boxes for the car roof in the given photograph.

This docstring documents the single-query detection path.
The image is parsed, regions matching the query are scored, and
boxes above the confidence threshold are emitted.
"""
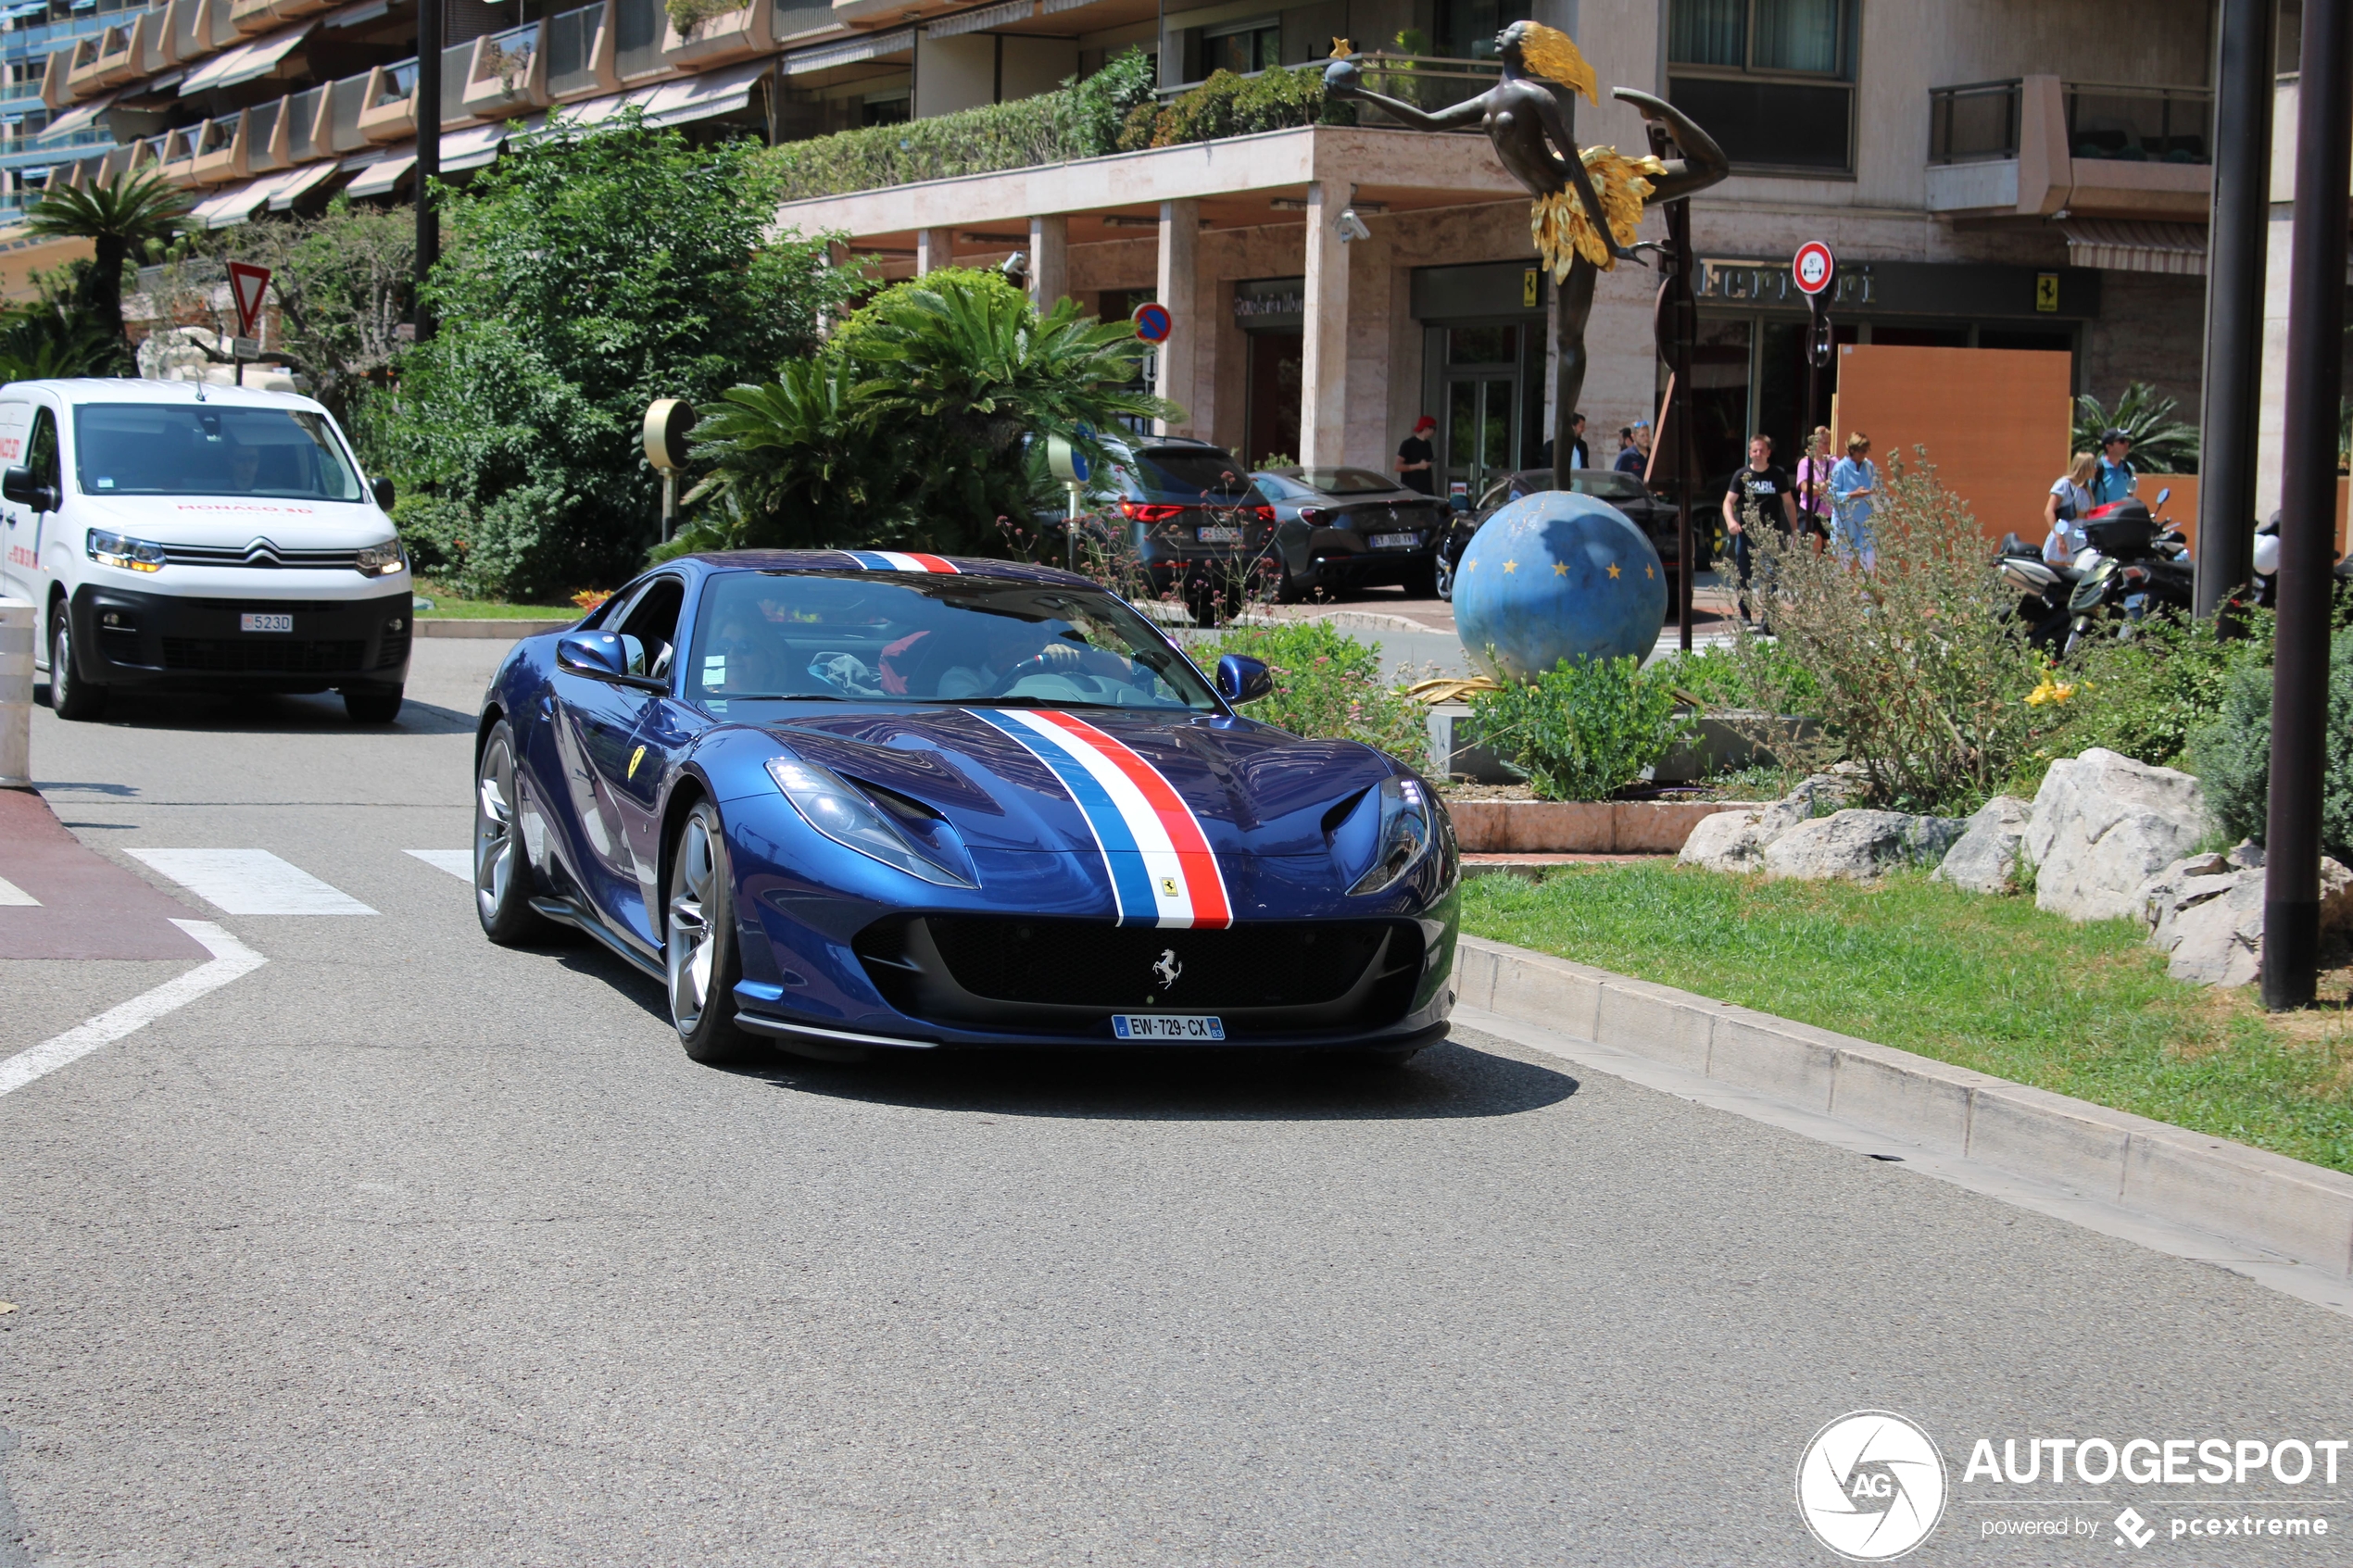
[0,377,330,417]
[674,550,1102,587]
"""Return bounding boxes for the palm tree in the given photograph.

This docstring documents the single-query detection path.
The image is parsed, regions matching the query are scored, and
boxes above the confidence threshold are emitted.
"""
[24,171,191,359]
[2071,382,2199,474]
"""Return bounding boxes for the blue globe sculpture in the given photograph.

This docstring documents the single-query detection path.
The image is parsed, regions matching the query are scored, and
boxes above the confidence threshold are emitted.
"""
[1453,490,1667,683]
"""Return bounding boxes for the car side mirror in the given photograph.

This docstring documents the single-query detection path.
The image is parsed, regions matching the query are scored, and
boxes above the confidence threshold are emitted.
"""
[3,465,56,512]
[557,630,633,682]
[1215,654,1272,705]
[371,475,396,511]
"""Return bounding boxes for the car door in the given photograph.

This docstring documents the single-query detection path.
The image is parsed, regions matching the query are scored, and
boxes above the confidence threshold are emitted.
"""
[3,405,60,614]
[547,580,666,943]
[0,400,31,601]
[590,576,698,949]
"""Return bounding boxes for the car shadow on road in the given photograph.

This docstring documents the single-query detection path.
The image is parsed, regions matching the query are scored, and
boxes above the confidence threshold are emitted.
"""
[740,1034,1578,1123]
[39,684,476,735]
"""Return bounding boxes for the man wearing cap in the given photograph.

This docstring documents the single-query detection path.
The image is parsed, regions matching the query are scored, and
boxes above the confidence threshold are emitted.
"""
[1614,425,1645,475]
[1397,415,1438,495]
[2091,428,2137,507]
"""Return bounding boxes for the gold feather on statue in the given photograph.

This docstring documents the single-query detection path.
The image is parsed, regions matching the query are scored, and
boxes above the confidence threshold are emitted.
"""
[1329,36,1353,59]
[1530,147,1666,277]
[1515,20,1599,107]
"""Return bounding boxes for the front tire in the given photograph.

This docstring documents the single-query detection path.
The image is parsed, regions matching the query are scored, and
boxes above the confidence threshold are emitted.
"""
[47,612,107,721]
[474,719,552,944]
[666,800,755,1066]
[345,685,403,723]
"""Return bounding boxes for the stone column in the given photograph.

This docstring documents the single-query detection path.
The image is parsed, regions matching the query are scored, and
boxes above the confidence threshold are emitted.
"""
[915,227,956,276]
[1028,213,1070,311]
[1300,179,1351,469]
[1153,198,1199,436]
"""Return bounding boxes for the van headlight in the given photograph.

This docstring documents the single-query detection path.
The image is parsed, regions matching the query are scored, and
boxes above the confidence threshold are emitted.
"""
[765,757,976,888]
[1350,776,1434,896]
[356,540,405,576]
[87,529,166,572]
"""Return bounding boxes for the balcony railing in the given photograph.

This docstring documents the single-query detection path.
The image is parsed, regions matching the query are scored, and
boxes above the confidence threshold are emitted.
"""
[545,0,601,96]
[2067,81,2211,164]
[613,0,661,80]
[1927,79,2019,164]
[1156,52,1501,117]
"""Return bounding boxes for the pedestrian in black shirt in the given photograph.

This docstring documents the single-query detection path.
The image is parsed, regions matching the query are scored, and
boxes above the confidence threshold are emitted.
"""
[1719,433,1792,625]
[1396,415,1438,495]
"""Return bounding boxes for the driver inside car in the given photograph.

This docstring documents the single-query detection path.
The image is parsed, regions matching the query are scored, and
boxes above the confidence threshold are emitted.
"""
[935,614,1131,699]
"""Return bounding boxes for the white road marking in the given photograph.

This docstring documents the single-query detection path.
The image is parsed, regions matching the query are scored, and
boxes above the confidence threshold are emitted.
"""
[406,848,472,881]
[0,921,266,1100]
[126,848,376,915]
[0,873,38,906]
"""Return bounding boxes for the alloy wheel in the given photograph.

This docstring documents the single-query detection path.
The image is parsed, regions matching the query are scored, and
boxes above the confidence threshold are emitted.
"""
[667,810,719,1035]
[475,732,520,924]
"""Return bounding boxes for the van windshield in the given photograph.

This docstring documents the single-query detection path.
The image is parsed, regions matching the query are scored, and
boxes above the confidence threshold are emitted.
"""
[72,404,365,502]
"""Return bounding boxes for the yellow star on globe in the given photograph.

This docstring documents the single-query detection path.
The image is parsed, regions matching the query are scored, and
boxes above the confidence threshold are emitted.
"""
[1645,564,1655,579]
[1606,562,1621,579]
[1504,559,1517,573]
[1553,561,1567,576]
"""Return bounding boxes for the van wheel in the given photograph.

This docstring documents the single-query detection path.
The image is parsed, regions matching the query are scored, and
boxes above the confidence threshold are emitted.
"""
[345,685,403,723]
[48,614,107,721]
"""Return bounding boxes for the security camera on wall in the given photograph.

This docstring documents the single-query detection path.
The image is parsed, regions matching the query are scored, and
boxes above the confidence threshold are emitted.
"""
[1336,207,1373,243]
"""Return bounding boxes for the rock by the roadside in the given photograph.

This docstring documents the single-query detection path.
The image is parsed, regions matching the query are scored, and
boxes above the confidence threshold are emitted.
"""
[2024,748,2209,922]
[1678,797,1809,872]
[2133,851,2233,935]
[2326,858,2353,935]
[1762,809,1968,881]
[1932,796,2033,894]
[2163,872,2265,986]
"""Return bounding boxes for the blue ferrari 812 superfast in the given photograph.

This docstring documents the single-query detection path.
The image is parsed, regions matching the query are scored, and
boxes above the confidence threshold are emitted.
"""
[472,551,1460,1066]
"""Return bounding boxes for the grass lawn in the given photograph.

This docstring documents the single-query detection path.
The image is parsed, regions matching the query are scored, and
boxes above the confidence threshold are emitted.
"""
[411,579,585,621]
[1463,865,2353,1174]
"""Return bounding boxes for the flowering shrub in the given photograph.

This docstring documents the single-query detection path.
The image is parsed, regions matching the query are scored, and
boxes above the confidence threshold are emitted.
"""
[1194,621,1427,764]
[1467,655,1693,801]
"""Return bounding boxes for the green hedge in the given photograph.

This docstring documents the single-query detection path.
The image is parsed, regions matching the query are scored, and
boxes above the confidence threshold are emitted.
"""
[765,51,1349,205]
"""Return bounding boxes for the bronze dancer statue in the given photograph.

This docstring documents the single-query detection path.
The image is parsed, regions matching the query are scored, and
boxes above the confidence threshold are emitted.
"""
[1325,22,1728,478]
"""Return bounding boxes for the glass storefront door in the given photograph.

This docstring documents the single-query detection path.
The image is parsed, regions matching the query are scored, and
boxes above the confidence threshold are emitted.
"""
[1437,323,1528,498]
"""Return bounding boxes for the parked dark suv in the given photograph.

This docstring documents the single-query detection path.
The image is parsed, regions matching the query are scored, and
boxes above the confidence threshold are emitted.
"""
[1080,436,1276,624]
[1434,468,1708,601]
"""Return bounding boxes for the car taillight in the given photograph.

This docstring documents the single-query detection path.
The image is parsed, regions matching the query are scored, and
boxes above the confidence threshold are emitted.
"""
[1251,505,1276,522]
[1118,500,1187,523]
[1298,506,1324,523]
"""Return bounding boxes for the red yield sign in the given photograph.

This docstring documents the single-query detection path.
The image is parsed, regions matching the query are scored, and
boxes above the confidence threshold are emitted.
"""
[226,261,271,339]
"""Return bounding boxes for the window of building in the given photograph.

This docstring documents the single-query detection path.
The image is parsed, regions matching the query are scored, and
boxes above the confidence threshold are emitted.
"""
[1667,0,1856,177]
[1203,19,1280,74]
[1434,0,1529,61]
[860,92,910,126]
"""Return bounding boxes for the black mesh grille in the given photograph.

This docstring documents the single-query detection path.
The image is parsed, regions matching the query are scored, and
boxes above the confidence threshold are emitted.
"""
[376,624,410,669]
[161,637,370,673]
[900,917,1400,1010]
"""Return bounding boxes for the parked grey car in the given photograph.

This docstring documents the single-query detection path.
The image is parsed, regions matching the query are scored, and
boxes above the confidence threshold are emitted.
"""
[1249,466,1448,600]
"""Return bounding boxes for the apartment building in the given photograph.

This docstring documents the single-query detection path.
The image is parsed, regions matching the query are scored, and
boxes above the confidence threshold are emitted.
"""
[2,0,2232,495]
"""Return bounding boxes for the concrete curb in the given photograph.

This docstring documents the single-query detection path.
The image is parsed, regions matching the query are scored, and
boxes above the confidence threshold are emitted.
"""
[416,619,572,639]
[1455,934,2353,1277]
[1449,798,1742,853]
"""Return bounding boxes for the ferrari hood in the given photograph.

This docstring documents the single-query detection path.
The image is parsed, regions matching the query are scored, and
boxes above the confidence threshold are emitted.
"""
[763,706,1398,869]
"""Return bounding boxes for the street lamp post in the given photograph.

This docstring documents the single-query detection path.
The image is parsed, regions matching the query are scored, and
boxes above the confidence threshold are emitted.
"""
[413,0,442,342]
[2193,0,2274,624]
[1649,117,1698,651]
[2263,0,2350,1011]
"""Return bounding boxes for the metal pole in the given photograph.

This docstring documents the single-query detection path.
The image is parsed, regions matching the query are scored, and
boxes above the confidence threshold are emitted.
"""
[2194,0,2276,622]
[2262,0,2350,1012]
[1652,118,1697,651]
[1801,293,1824,529]
[413,0,443,343]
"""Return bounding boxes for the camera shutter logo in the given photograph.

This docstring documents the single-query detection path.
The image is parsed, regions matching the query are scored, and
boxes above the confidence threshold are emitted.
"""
[1795,1411,1947,1561]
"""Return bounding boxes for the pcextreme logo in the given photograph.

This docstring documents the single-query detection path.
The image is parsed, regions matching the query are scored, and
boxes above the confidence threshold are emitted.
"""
[1797,1411,1949,1561]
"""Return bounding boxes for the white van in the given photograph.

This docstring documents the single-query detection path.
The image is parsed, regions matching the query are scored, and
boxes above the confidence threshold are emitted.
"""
[0,379,412,723]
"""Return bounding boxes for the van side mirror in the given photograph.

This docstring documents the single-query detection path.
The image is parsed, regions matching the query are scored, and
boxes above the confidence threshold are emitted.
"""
[1216,654,1273,705]
[3,465,57,512]
[371,475,396,511]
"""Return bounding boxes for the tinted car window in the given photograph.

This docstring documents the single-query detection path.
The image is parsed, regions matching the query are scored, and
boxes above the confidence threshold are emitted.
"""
[1294,468,1398,495]
[689,571,1220,713]
[1568,471,1647,501]
[73,404,364,501]
[1135,448,1250,497]
[1251,473,1306,499]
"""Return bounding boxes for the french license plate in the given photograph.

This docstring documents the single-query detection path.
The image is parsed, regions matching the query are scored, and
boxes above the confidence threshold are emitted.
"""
[239,612,294,633]
[1196,526,1240,544]
[1112,1013,1226,1041]
[1369,533,1419,550]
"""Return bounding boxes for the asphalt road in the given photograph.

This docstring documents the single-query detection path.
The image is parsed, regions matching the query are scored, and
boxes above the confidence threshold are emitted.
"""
[6,639,2353,1566]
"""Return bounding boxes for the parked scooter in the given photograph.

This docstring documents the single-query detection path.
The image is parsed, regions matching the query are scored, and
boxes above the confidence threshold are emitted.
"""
[1993,533,2077,650]
[2058,488,2194,655]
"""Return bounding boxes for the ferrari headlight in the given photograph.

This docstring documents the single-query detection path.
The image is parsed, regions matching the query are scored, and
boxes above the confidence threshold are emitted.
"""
[87,529,166,572]
[356,539,405,576]
[1350,776,1434,896]
[765,757,975,888]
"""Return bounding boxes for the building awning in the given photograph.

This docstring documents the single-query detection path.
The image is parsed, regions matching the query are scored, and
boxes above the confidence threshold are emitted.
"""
[177,20,313,95]
[928,0,1032,37]
[268,158,340,208]
[344,150,410,196]
[2058,220,2208,277]
[438,119,506,170]
[641,57,767,125]
[320,0,387,26]
[36,89,111,140]
[784,25,912,73]
[188,169,294,227]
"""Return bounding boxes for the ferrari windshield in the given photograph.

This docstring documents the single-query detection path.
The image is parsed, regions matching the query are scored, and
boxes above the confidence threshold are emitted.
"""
[688,571,1220,712]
